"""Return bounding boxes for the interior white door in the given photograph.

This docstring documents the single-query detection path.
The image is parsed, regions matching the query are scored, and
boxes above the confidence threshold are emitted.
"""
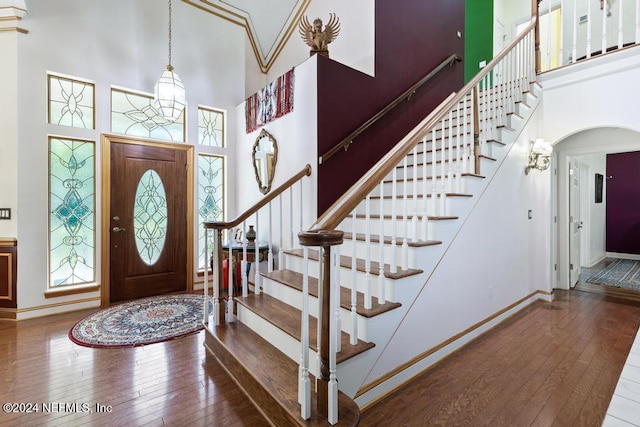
[569,160,582,287]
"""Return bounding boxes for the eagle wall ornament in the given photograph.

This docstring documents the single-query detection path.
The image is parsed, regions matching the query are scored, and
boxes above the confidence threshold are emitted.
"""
[298,13,340,57]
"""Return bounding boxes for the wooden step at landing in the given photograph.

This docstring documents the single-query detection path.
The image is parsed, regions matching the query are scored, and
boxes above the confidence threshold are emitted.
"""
[261,269,402,318]
[236,293,375,363]
[204,322,360,426]
[285,248,423,280]
[342,232,441,249]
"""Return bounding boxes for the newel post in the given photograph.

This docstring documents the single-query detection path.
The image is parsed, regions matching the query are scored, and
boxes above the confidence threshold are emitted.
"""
[298,229,343,422]
[204,222,225,326]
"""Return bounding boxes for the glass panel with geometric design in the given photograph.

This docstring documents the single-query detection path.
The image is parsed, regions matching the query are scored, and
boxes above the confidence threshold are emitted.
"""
[49,137,95,287]
[198,106,225,147]
[48,74,95,129]
[198,155,224,268]
[134,169,168,265]
[111,88,185,142]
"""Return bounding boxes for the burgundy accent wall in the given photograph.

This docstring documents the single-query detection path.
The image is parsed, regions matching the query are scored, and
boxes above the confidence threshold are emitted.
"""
[316,0,465,214]
[606,152,640,254]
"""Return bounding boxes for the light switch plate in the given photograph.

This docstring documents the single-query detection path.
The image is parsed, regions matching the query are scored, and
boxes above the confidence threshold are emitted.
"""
[0,208,11,219]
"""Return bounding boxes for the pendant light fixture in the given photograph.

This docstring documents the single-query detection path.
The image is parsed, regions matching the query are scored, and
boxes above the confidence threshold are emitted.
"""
[155,0,186,122]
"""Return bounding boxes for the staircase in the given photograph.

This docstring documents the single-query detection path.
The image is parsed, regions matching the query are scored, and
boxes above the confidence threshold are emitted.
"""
[203,18,540,426]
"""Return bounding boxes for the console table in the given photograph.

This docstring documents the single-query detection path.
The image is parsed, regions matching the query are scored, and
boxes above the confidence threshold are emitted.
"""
[221,242,269,290]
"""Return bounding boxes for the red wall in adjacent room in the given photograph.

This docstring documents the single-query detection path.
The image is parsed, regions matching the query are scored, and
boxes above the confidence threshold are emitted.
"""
[606,151,640,254]
[316,0,465,214]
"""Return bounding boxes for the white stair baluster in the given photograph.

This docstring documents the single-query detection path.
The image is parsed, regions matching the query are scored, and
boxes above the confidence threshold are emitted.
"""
[254,214,261,295]
[391,166,398,274]
[333,245,341,354]
[412,145,419,244]
[365,195,372,309]
[430,128,437,216]
[572,0,577,65]
[351,211,358,344]
[447,111,454,192]
[619,0,624,49]
[401,158,408,270]
[421,136,430,240]
[378,177,386,304]
[602,0,608,56]
[587,0,592,59]
[242,222,248,297]
[279,195,284,270]
[298,245,310,420]
[226,229,234,323]
[268,201,273,274]
[559,0,565,66]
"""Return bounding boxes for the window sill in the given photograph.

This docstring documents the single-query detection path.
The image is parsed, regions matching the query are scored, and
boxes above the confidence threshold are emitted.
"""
[44,284,100,299]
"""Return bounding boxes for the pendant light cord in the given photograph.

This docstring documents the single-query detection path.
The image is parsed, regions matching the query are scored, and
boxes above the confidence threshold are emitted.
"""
[168,0,173,67]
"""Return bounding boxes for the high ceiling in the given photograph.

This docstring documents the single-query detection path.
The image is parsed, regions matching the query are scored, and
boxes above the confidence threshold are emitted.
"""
[184,0,310,73]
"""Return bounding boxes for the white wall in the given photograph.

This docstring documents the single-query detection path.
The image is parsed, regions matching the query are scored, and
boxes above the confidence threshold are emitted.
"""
[12,0,245,317]
[263,0,375,88]
[366,106,553,381]
[233,56,319,242]
[540,46,640,288]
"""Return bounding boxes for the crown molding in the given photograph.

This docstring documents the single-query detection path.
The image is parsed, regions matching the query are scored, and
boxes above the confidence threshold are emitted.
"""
[183,0,310,73]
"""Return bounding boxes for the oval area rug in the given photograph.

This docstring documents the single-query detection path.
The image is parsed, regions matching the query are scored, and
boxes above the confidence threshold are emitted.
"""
[69,294,211,348]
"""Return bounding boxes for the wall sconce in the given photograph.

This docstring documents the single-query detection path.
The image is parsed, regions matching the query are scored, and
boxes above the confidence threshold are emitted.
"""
[525,138,553,175]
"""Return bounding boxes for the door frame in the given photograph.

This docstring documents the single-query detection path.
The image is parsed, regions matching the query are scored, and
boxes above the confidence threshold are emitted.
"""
[100,134,194,307]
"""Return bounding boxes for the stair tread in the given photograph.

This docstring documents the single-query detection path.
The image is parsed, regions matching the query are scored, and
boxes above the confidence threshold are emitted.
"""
[261,269,402,318]
[342,232,442,248]
[284,248,424,280]
[383,173,486,183]
[368,193,473,199]
[235,292,376,363]
[354,213,458,221]
[205,323,360,426]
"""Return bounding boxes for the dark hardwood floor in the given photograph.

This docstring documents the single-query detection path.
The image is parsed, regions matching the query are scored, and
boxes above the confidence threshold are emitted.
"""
[1,282,639,426]
[360,288,640,426]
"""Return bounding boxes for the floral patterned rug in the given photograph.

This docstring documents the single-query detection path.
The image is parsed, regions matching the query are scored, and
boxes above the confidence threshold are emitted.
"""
[586,259,640,291]
[69,294,211,348]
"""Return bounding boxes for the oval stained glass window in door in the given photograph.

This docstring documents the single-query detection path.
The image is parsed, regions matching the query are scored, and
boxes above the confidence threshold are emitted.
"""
[133,169,168,265]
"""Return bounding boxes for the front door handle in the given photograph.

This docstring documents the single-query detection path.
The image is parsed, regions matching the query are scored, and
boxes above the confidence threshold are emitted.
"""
[112,227,126,233]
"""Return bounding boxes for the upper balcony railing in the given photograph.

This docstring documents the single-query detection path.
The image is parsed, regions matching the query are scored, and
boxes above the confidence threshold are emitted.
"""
[536,0,640,72]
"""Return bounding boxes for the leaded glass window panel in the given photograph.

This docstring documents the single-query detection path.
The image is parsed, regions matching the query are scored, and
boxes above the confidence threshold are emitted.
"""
[48,74,95,129]
[198,106,225,147]
[198,155,224,268]
[49,137,95,287]
[134,169,168,266]
[111,88,185,142]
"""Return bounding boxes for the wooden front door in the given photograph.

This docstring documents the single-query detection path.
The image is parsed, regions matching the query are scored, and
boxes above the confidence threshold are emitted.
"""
[108,140,189,303]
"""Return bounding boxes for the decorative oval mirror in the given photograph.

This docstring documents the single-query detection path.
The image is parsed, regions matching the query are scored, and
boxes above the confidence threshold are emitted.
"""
[252,128,278,194]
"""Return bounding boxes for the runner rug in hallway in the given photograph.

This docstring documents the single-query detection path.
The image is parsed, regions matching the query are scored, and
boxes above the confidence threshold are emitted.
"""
[586,258,640,291]
[69,294,211,348]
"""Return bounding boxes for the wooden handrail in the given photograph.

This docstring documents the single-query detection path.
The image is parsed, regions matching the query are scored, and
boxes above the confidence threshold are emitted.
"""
[318,53,463,165]
[311,17,537,231]
[204,164,312,230]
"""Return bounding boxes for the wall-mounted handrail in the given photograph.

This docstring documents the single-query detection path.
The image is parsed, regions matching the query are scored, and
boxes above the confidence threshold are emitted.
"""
[318,53,463,165]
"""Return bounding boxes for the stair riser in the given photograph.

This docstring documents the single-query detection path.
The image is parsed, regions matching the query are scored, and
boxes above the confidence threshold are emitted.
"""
[353,194,470,218]
[282,255,403,302]
[385,162,474,182]
[236,304,320,373]
[338,241,424,271]
[344,211,459,237]
[261,276,374,342]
